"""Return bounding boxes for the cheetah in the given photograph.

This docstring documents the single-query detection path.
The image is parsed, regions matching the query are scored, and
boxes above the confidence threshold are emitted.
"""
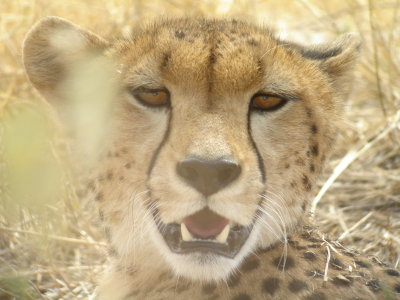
[23,17,400,299]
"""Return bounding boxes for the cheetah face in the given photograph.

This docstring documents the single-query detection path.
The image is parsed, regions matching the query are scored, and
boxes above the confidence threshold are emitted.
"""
[23,17,360,282]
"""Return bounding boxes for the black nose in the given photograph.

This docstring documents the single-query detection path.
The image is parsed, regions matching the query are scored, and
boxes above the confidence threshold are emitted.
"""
[176,157,241,197]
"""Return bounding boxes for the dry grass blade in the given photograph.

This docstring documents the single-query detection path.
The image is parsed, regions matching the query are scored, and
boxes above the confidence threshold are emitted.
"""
[311,110,400,216]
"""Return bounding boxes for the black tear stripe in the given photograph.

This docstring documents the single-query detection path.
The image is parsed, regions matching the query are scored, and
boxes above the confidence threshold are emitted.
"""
[247,110,266,183]
[246,59,266,183]
[147,111,172,177]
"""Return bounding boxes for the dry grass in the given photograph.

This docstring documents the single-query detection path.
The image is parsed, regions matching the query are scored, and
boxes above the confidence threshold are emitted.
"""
[0,0,399,298]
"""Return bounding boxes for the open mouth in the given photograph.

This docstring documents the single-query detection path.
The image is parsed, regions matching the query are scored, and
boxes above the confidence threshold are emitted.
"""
[154,207,252,258]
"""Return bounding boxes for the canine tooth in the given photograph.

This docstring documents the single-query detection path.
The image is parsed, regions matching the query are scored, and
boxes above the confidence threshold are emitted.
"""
[216,224,230,243]
[181,223,193,241]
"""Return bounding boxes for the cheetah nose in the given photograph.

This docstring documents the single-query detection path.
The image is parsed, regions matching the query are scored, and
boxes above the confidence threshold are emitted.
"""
[176,157,241,197]
[182,207,229,240]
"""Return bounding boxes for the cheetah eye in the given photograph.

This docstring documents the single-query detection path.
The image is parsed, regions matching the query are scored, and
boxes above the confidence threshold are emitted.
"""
[250,93,287,112]
[129,88,170,108]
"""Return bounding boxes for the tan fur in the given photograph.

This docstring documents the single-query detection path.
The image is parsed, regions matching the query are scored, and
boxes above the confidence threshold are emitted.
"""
[23,17,400,299]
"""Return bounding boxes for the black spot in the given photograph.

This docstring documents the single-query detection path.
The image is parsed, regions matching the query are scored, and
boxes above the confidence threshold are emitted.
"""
[156,286,167,293]
[104,227,112,242]
[273,256,295,270]
[161,52,171,69]
[158,272,169,281]
[240,258,260,272]
[355,260,372,269]
[209,51,217,65]
[262,277,279,295]
[295,158,305,166]
[175,29,185,39]
[385,269,400,277]
[124,289,139,299]
[87,180,95,191]
[332,275,353,286]
[311,124,318,134]
[176,281,190,293]
[232,294,251,300]
[257,246,273,254]
[124,162,131,169]
[285,163,290,169]
[247,38,259,46]
[305,107,313,118]
[306,151,311,157]
[329,258,345,270]
[119,176,125,181]
[310,164,315,173]
[303,251,317,261]
[302,202,306,211]
[76,189,87,198]
[107,171,113,180]
[288,279,308,293]
[371,257,386,267]
[307,237,320,243]
[227,273,241,288]
[99,210,104,221]
[107,246,118,257]
[311,144,319,156]
[308,244,322,248]
[202,283,216,294]
[302,175,312,191]
[394,283,400,293]
[290,181,297,188]
[288,240,306,250]
[303,292,327,300]
[343,251,356,257]
[358,271,367,278]
[95,191,104,201]
[366,279,381,293]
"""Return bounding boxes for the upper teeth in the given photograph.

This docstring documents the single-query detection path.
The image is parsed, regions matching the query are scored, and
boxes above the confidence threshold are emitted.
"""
[181,223,193,241]
[180,223,230,244]
[216,224,230,243]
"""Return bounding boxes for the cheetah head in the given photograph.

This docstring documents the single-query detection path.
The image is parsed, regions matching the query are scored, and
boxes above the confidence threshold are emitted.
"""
[23,17,360,282]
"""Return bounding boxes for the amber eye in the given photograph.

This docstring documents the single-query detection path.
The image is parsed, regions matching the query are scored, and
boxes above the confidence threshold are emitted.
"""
[130,89,170,107]
[250,94,287,111]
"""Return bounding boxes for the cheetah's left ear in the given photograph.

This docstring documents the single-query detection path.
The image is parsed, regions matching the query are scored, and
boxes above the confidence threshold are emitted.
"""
[291,33,362,97]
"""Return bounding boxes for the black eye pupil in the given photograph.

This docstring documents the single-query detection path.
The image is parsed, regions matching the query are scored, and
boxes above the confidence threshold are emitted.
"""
[152,91,159,96]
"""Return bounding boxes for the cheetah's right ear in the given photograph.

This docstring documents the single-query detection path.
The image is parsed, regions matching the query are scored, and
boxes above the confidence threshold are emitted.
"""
[23,16,110,100]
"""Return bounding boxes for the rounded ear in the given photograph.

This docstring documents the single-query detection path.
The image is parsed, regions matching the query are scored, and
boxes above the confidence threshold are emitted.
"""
[23,16,109,100]
[286,33,362,97]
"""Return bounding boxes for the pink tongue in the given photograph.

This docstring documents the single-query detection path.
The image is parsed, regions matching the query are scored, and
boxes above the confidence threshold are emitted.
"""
[183,207,229,239]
